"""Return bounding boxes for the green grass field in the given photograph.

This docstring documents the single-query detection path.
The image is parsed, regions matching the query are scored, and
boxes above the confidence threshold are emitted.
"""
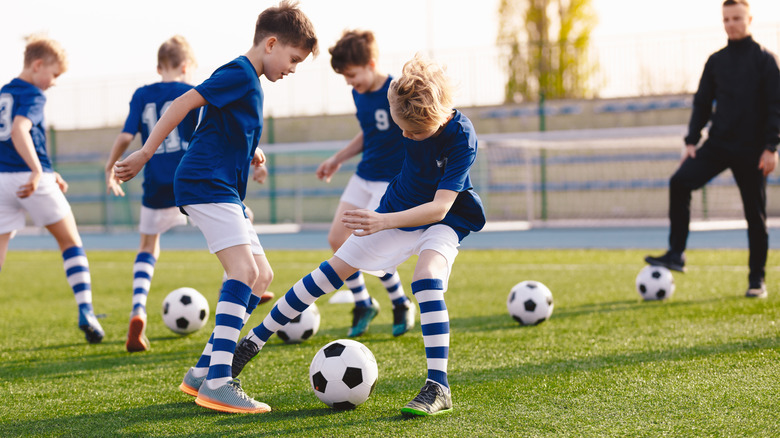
[1,248,778,437]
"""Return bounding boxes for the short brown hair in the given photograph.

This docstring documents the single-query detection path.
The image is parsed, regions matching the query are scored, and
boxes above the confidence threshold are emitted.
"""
[23,34,68,72]
[254,0,318,56]
[723,0,749,7]
[389,55,454,130]
[158,35,197,70]
[329,30,379,73]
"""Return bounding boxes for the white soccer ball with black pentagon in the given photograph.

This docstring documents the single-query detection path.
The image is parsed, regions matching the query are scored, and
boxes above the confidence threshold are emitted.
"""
[309,339,378,410]
[162,287,209,334]
[507,280,554,325]
[277,303,320,344]
[636,265,675,301]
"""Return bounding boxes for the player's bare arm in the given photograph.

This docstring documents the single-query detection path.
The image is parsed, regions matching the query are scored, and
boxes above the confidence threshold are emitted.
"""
[10,115,43,198]
[53,171,68,193]
[342,189,458,236]
[316,131,364,183]
[115,89,206,182]
[105,132,134,197]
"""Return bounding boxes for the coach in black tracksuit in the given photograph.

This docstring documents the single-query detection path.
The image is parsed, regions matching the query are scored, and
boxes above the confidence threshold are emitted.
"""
[645,0,780,298]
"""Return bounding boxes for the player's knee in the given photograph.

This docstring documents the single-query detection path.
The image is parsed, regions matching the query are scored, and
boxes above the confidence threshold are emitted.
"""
[327,233,344,252]
[256,266,273,290]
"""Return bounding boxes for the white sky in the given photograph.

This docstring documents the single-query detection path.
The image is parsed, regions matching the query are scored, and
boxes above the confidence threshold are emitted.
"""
[1,0,779,126]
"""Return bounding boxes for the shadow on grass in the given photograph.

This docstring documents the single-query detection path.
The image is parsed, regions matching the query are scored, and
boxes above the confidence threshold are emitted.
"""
[0,394,408,437]
[450,335,780,382]
[452,296,728,333]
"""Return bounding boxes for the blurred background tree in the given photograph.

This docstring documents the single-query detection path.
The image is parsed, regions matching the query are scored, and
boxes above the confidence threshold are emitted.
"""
[498,0,598,103]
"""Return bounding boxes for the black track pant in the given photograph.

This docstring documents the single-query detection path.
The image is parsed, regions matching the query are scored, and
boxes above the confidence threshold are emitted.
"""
[668,143,768,285]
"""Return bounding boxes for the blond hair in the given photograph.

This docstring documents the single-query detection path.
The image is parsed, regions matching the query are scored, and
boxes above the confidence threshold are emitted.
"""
[389,55,453,130]
[158,35,197,70]
[23,34,68,72]
[254,0,319,56]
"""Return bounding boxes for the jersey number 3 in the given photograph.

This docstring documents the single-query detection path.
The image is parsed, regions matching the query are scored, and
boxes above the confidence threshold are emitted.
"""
[0,93,13,141]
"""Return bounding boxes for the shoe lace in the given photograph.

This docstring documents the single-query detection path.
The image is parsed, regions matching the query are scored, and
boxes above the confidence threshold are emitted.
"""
[412,383,441,405]
[229,379,252,401]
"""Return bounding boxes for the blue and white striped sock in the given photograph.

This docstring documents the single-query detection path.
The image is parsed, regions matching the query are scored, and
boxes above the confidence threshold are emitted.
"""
[346,271,371,307]
[204,279,251,389]
[380,272,409,307]
[131,252,156,313]
[62,246,94,316]
[412,279,450,390]
[247,261,343,349]
[192,291,261,379]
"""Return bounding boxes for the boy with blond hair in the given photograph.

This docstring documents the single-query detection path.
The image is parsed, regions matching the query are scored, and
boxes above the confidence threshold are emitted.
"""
[316,30,413,338]
[0,35,104,344]
[105,35,204,352]
[115,0,318,414]
[233,55,486,417]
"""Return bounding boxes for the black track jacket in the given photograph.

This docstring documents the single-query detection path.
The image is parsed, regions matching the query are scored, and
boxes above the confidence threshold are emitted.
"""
[685,35,780,153]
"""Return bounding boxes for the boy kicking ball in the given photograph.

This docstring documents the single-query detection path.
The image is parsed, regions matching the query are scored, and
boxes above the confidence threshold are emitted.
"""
[233,55,486,416]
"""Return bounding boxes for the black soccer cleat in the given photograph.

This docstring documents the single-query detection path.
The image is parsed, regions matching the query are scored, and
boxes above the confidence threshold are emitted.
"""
[232,336,260,378]
[401,382,453,417]
[644,251,686,273]
[78,308,105,344]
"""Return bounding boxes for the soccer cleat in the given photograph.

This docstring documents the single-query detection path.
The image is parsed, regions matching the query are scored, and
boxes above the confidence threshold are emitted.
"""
[392,301,415,337]
[745,283,768,299]
[401,382,453,417]
[348,298,380,338]
[644,252,686,273]
[179,367,206,397]
[125,308,150,352]
[78,308,105,344]
[258,291,274,305]
[232,336,260,378]
[195,379,271,414]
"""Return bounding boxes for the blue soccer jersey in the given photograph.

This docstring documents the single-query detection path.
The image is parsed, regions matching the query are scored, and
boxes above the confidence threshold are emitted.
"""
[0,78,52,172]
[352,76,405,181]
[377,109,486,241]
[122,81,198,208]
[174,56,263,209]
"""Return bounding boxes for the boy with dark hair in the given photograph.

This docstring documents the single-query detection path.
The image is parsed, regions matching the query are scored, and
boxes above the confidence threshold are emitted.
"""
[315,30,413,338]
[115,0,318,413]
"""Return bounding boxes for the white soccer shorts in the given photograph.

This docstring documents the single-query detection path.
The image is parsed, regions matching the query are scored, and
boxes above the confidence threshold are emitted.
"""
[138,205,188,235]
[182,203,264,255]
[334,224,460,288]
[0,172,72,234]
[339,174,390,211]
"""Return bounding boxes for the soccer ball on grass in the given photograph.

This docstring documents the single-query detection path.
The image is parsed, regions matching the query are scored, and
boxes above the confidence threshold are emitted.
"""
[635,265,675,301]
[309,339,378,409]
[162,287,210,334]
[507,280,554,326]
[277,303,320,344]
